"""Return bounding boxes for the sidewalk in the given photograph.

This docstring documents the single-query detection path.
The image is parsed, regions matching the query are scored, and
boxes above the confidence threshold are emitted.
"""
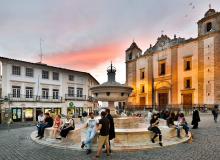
[0,122,36,130]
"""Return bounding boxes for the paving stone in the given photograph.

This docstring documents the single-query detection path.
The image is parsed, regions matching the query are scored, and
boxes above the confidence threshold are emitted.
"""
[0,115,219,160]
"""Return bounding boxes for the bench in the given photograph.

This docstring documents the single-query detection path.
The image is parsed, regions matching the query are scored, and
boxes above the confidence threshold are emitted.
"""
[114,126,187,146]
[44,127,82,144]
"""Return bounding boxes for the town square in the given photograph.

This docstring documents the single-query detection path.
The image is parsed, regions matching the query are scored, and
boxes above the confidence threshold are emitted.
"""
[0,0,220,160]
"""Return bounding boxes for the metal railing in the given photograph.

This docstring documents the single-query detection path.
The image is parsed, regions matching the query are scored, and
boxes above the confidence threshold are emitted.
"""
[65,94,87,100]
[8,94,63,103]
[126,104,214,112]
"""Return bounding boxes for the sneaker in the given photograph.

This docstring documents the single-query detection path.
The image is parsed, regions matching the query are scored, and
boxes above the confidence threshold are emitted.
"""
[86,149,91,155]
[81,142,85,149]
[39,136,44,140]
[151,138,155,143]
[159,142,163,146]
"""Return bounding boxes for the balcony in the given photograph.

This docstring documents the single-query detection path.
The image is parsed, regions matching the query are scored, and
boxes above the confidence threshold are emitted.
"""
[65,94,87,101]
[39,96,63,103]
[8,94,63,103]
[8,94,38,102]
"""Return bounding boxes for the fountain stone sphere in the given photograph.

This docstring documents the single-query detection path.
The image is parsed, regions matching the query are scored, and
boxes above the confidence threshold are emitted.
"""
[90,63,133,115]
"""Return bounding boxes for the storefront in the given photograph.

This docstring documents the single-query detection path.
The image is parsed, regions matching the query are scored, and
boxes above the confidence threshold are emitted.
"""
[11,108,22,122]
[44,108,62,118]
[24,108,33,121]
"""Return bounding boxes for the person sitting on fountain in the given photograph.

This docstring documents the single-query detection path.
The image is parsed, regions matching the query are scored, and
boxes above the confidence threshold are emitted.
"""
[59,115,75,139]
[52,114,63,139]
[177,113,189,138]
[81,112,98,155]
[150,114,163,146]
[36,111,45,138]
[38,113,54,139]
[167,112,175,127]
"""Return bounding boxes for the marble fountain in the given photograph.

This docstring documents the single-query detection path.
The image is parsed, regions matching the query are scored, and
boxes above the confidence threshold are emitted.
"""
[31,64,191,151]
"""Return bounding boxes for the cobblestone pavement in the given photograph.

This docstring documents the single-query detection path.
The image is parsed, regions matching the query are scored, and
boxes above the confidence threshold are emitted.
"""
[0,114,219,160]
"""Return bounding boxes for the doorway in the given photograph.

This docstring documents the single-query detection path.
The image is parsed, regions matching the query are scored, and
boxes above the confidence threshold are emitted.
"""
[139,97,146,105]
[158,93,168,110]
[182,94,192,109]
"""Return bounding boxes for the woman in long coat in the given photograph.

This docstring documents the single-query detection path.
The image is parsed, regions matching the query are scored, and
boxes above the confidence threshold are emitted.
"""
[192,107,200,129]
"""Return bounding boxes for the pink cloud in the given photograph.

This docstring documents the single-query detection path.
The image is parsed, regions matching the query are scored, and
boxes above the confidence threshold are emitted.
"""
[44,42,125,71]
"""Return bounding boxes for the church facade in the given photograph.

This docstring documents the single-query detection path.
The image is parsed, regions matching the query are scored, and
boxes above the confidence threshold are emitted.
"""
[126,8,220,110]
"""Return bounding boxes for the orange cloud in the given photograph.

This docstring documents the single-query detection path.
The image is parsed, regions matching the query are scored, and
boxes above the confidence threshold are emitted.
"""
[44,42,125,71]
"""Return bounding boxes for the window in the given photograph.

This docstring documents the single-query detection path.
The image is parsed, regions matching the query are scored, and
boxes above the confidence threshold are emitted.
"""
[184,57,192,71]
[42,88,49,99]
[53,89,59,99]
[140,68,145,80]
[26,87,33,98]
[77,88,83,97]
[69,75,74,81]
[12,66,21,75]
[42,70,49,79]
[12,86,21,98]
[68,87,75,96]
[26,68,34,77]
[53,72,59,80]
[159,61,166,76]
[129,53,132,60]
[140,85,145,93]
[184,77,192,89]
[206,22,212,32]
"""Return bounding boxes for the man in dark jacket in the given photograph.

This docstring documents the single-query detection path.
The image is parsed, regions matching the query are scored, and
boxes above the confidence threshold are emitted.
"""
[192,107,200,129]
[105,108,115,152]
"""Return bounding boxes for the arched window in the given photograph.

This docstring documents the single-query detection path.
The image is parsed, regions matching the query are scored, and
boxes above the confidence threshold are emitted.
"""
[206,22,212,32]
[129,53,132,60]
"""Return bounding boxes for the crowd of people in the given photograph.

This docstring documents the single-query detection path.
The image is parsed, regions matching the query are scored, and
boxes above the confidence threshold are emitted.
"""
[36,109,116,158]
[36,112,75,140]
[35,105,219,158]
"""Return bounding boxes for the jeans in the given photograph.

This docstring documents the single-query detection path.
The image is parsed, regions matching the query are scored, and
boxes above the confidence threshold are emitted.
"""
[84,128,96,149]
[37,123,44,136]
[39,124,51,137]
[177,124,189,137]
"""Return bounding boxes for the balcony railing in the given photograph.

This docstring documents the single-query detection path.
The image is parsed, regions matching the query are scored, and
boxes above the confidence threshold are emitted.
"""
[8,94,63,103]
[65,94,87,101]
[39,96,63,102]
[8,94,38,102]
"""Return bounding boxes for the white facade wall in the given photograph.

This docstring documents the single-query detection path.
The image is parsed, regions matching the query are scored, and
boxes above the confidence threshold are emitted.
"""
[0,58,98,122]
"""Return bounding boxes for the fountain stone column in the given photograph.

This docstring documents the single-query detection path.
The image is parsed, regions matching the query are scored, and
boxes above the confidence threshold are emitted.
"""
[90,63,133,116]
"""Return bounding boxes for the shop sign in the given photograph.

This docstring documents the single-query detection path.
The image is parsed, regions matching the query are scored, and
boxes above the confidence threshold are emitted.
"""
[69,102,75,108]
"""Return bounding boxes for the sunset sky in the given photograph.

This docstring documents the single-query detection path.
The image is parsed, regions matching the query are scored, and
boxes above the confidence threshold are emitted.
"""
[1,0,220,83]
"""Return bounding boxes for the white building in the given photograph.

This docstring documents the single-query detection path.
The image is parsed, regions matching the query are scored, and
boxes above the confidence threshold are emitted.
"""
[0,56,99,123]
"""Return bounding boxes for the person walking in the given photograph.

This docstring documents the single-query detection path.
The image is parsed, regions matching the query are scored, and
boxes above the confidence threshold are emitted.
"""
[192,107,200,129]
[105,108,115,152]
[150,114,163,146]
[95,111,110,158]
[212,105,219,123]
[81,112,98,154]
